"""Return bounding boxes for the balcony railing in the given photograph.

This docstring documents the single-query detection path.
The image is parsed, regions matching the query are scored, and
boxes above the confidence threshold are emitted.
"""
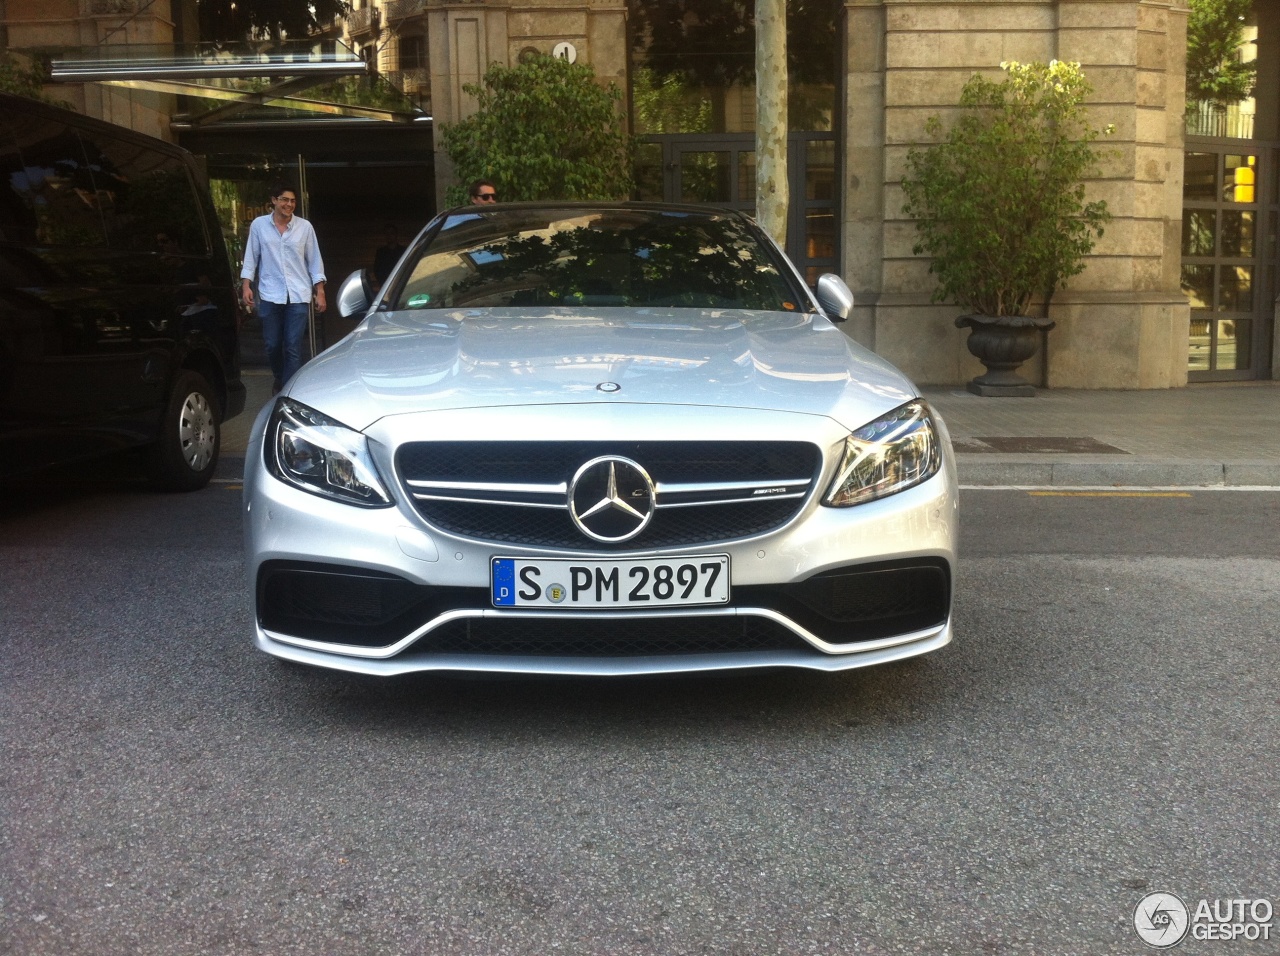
[381,68,430,113]
[1186,100,1255,140]
[385,0,428,21]
[347,6,377,35]
[385,67,429,94]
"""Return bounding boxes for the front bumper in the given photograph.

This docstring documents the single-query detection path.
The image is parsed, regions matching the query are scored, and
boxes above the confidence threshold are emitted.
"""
[243,401,959,676]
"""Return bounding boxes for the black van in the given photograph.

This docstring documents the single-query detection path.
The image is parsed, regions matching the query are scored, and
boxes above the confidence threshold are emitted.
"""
[0,92,245,490]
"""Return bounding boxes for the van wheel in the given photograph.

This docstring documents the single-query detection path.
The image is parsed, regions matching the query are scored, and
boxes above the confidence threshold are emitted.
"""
[148,370,220,491]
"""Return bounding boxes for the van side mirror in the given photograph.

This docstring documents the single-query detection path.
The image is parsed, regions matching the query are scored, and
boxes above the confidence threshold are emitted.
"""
[814,273,853,322]
[337,269,373,319]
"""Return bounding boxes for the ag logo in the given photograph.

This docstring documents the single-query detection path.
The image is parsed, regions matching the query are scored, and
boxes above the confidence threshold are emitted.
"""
[1134,892,1190,948]
[568,456,655,543]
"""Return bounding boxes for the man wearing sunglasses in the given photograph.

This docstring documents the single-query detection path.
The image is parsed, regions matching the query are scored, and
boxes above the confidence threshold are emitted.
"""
[468,179,499,204]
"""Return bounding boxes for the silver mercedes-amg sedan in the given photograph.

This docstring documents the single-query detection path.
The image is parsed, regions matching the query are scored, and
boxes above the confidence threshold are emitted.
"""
[243,202,958,677]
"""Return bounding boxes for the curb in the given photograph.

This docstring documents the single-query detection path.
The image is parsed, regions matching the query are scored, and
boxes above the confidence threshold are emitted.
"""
[215,455,247,481]
[956,455,1280,488]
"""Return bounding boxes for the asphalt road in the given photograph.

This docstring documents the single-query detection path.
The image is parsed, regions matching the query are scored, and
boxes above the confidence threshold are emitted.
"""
[2,475,1278,955]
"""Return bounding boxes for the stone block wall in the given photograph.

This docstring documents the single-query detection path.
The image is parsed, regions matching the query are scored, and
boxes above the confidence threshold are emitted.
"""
[3,0,178,141]
[844,0,1192,388]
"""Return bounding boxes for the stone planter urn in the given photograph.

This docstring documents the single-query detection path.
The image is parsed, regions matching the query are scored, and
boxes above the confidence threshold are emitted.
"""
[955,314,1056,397]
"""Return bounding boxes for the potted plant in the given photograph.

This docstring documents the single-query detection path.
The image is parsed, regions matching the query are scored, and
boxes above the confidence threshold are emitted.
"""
[901,60,1112,396]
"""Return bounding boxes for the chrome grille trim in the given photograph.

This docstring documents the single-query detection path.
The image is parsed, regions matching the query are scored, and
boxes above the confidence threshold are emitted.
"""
[410,494,567,509]
[406,476,814,509]
[655,478,812,495]
[406,479,568,495]
[656,491,808,509]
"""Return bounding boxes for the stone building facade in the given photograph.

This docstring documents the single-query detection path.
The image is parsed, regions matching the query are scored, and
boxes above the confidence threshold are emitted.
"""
[403,0,1202,388]
[8,0,1278,388]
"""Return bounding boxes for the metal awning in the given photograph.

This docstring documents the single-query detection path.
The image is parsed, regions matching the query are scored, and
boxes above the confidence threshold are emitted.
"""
[48,41,429,127]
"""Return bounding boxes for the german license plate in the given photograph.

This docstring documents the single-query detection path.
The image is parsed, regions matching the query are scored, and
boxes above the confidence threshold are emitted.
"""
[491,555,730,609]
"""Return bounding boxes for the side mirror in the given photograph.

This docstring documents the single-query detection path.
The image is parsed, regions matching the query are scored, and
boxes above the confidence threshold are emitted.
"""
[336,268,373,319]
[814,273,854,322]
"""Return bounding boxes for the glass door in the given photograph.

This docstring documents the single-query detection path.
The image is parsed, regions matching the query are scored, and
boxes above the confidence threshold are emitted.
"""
[1181,144,1278,379]
[636,132,838,286]
[633,134,757,211]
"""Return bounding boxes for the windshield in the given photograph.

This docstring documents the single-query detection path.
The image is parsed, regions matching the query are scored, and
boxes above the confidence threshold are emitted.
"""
[391,207,805,312]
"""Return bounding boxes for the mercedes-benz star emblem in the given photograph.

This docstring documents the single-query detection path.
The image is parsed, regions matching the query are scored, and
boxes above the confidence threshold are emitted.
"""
[596,382,621,393]
[568,456,655,543]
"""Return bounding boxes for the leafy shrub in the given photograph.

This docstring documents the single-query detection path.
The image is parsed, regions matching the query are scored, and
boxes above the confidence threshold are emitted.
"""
[901,61,1112,317]
[440,54,634,205]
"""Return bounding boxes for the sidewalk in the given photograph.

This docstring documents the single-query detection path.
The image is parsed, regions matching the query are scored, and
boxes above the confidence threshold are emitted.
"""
[222,370,1280,488]
[923,381,1280,487]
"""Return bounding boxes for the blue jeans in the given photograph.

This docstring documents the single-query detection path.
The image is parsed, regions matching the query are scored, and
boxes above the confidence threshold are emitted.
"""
[258,300,310,386]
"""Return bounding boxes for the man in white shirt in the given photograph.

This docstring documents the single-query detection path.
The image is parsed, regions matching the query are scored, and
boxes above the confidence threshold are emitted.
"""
[240,182,327,393]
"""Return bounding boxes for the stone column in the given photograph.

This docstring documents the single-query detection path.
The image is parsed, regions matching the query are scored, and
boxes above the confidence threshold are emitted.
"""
[87,0,179,139]
[1045,0,1191,388]
[427,1,509,208]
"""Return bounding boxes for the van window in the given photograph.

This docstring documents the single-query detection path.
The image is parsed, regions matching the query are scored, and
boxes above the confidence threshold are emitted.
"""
[77,127,210,255]
[0,121,38,244]
[2,110,107,247]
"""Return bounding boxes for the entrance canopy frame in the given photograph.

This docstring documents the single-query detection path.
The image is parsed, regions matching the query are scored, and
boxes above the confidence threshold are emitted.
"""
[48,41,428,127]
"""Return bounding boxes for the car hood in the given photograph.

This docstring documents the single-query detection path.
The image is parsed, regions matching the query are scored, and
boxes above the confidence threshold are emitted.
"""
[290,307,918,433]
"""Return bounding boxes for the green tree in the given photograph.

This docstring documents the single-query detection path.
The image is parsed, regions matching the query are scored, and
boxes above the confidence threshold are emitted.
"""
[900,61,1112,317]
[0,52,71,107]
[440,54,634,204]
[196,0,349,43]
[1186,0,1256,108]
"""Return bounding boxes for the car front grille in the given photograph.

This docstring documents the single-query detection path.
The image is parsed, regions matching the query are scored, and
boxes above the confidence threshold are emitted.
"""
[395,440,822,550]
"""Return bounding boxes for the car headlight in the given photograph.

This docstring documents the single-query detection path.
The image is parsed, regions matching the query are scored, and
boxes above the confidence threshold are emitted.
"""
[266,398,392,507]
[824,400,941,507]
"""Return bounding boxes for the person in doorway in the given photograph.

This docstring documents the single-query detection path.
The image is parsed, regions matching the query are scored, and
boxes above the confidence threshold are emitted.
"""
[371,223,406,291]
[240,182,326,394]
[468,179,498,204]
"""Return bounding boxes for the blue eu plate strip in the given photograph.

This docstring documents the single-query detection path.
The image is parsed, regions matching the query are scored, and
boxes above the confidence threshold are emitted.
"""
[492,558,515,606]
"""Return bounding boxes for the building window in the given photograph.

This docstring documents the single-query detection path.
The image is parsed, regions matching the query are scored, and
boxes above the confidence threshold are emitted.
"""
[1185,1,1257,139]
[627,0,839,135]
[400,35,426,71]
